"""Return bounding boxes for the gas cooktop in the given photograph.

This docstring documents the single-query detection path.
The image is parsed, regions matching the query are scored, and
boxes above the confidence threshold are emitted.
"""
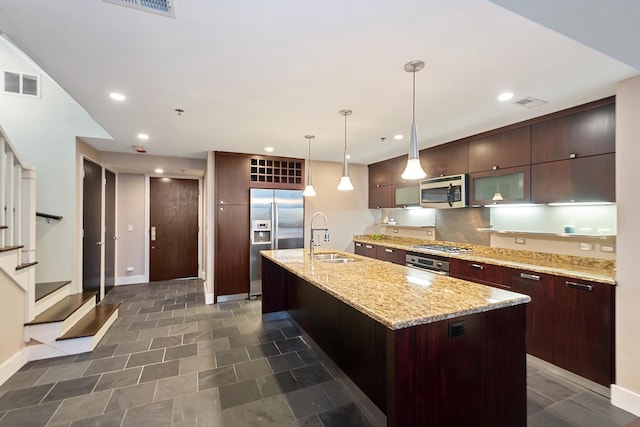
[411,244,473,254]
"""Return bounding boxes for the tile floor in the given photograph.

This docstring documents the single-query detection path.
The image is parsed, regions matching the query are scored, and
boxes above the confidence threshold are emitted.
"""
[0,279,637,426]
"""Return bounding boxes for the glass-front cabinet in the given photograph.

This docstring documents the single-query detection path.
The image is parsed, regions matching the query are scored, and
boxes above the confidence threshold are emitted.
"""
[394,184,420,207]
[469,166,530,205]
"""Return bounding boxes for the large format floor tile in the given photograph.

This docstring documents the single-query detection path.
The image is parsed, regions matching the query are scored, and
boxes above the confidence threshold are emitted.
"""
[0,279,637,426]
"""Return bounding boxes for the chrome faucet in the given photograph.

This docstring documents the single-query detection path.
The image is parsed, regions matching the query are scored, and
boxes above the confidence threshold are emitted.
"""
[310,212,330,257]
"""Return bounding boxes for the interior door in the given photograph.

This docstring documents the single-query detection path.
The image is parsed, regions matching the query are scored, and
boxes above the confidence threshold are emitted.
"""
[149,177,199,281]
[104,170,116,296]
[83,158,102,300]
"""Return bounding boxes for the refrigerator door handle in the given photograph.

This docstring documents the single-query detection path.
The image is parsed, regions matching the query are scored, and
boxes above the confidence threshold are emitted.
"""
[272,202,279,249]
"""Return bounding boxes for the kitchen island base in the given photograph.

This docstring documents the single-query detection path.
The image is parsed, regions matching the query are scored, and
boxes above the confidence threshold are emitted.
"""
[262,257,527,427]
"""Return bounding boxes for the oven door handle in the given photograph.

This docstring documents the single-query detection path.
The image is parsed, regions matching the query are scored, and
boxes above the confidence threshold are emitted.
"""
[406,263,449,275]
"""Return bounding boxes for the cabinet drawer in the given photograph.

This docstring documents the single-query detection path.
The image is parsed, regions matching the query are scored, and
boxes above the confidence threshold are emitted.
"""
[450,259,505,288]
[375,246,407,265]
[355,242,377,259]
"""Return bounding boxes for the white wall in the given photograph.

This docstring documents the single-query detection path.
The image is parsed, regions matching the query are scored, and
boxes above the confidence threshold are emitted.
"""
[0,37,110,286]
[116,174,146,284]
[303,161,375,253]
[612,74,640,416]
[0,270,25,377]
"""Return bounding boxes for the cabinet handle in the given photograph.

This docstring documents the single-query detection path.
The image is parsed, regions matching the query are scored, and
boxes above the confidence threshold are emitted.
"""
[492,165,499,171]
[566,281,593,292]
[470,264,484,270]
[376,184,381,188]
[569,153,577,159]
[385,248,393,253]
[520,273,540,281]
[355,243,362,247]
[365,245,374,249]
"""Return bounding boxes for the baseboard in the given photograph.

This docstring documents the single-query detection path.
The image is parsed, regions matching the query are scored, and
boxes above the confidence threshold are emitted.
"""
[116,275,147,286]
[205,292,214,305]
[0,347,28,386]
[612,384,640,417]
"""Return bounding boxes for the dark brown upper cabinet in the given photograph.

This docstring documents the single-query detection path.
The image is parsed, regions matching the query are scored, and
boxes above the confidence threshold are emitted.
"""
[531,101,615,164]
[368,160,393,188]
[468,126,531,173]
[216,152,250,205]
[419,141,469,178]
[391,155,412,185]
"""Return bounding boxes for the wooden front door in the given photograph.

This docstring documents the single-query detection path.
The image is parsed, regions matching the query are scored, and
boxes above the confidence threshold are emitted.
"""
[83,158,102,300]
[149,177,199,281]
[104,170,116,295]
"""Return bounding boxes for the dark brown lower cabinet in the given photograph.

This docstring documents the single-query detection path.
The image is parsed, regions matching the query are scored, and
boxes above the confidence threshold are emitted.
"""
[504,268,555,361]
[262,257,527,427]
[553,276,615,386]
[215,204,249,298]
[375,246,406,265]
[354,242,377,258]
[449,258,506,289]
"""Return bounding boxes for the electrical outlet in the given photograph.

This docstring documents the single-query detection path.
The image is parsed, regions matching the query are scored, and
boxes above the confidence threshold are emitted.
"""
[426,230,433,237]
[515,237,526,245]
[579,242,593,251]
[126,266,134,272]
[601,245,616,253]
[393,228,398,234]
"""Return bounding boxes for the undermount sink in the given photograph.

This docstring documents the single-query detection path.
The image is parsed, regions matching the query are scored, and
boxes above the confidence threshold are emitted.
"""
[313,253,358,263]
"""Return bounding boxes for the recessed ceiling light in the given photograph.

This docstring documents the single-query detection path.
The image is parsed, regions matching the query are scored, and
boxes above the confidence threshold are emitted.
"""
[155,168,164,174]
[109,92,126,101]
[498,92,514,101]
[137,133,149,140]
[265,147,274,153]
[394,135,403,140]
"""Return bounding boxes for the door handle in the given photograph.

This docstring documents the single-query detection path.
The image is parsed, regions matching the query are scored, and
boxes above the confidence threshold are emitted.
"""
[470,263,484,270]
[151,226,157,241]
[566,281,593,292]
[96,241,103,246]
[520,273,540,281]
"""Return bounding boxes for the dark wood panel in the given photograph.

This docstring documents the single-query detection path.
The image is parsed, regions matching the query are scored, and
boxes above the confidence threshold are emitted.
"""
[391,155,411,185]
[368,161,393,188]
[82,158,102,300]
[531,153,615,203]
[449,258,505,288]
[387,305,526,427]
[359,242,377,259]
[504,268,555,361]
[150,178,199,281]
[375,245,406,265]
[368,186,393,209]
[420,141,469,178]
[215,204,249,296]
[261,257,287,313]
[553,277,614,386]
[104,170,116,296]
[532,102,615,164]
[216,152,250,205]
[468,126,531,173]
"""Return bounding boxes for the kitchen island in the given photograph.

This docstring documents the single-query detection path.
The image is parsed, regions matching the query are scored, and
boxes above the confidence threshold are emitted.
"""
[261,248,531,427]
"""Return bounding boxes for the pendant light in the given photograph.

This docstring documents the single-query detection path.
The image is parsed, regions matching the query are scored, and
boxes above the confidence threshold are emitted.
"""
[337,109,354,191]
[401,60,427,180]
[303,135,316,197]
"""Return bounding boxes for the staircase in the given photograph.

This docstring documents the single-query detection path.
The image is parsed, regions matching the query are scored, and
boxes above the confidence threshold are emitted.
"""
[0,128,119,374]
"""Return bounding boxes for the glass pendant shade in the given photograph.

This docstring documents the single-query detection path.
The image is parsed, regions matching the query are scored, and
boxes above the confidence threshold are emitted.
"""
[303,135,316,197]
[401,60,427,180]
[337,109,354,191]
[492,192,504,201]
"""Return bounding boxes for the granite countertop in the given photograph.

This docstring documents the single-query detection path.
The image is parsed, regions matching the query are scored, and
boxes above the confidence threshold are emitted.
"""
[261,248,530,330]
[354,236,616,285]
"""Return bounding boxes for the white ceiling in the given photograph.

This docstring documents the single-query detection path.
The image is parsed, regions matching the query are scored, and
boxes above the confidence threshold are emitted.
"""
[0,0,637,169]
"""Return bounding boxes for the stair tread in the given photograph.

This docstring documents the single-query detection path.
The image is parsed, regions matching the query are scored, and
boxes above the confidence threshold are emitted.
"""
[0,245,24,253]
[25,291,96,325]
[35,280,72,301]
[57,303,120,340]
[16,261,39,271]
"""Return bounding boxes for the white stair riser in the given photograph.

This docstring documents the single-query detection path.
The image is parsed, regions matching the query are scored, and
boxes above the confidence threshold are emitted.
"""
[34,284,70,317]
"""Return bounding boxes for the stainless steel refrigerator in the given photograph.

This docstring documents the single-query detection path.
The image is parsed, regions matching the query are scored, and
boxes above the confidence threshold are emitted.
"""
[249,189,304,298]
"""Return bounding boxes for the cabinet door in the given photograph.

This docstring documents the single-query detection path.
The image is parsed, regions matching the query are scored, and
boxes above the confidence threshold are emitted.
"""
[358,243,377,259]
[368,186,393,209]
[449,259,505,288]
[354,242,366,256]
[468,127,531,173]
[376,246,406,265]
[469,166,531,205]
[531,153,615,204]
[369,161,393,188]
[215,204,250,297]
[420,142,469,178]
[532,102,615,164]
[504,268,554,361]
[391,155,413,185]
[394,184,419,208]
[553,277,614,386]
[216,153,250,205]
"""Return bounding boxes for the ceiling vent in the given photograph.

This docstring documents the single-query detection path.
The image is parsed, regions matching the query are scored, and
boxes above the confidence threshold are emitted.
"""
[513,97,547,109]
[103,0,175,18]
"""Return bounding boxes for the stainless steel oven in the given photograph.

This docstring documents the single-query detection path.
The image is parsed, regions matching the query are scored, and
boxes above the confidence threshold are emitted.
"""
[406,252,450,275]
[419,174,467,208]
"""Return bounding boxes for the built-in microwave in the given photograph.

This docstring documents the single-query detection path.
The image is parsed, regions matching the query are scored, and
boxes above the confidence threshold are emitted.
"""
[419,174,467,208]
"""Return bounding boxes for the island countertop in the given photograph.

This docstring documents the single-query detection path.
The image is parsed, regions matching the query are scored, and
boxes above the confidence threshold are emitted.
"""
[261,248,530,330]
